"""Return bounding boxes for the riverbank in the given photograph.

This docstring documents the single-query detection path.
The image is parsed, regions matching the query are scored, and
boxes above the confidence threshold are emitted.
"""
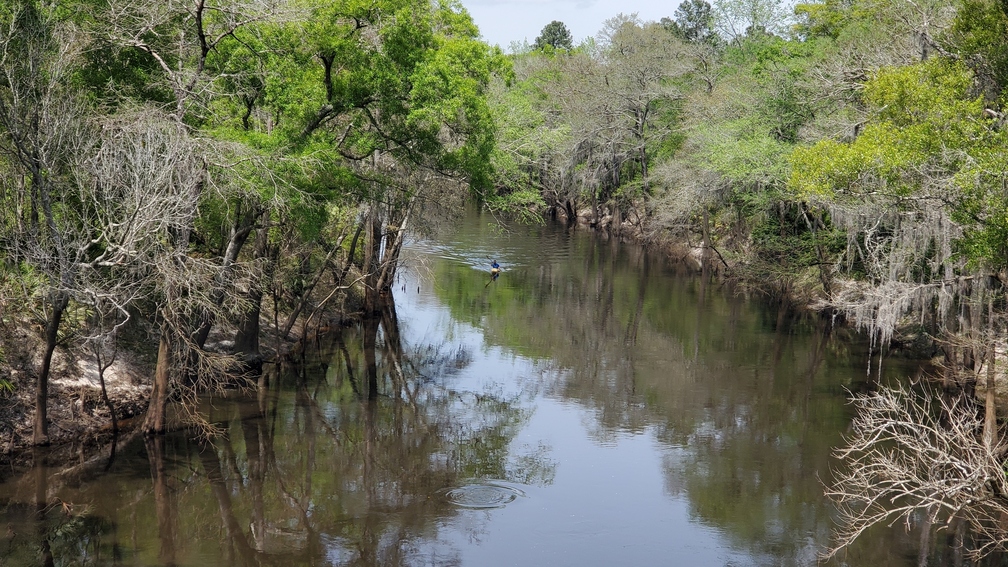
[566,204,822,303]
[0,290,362,464]
[0,314,149,460]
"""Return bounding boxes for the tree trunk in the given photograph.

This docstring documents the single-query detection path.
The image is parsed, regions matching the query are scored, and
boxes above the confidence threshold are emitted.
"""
[701,208,712,268]
[363,209,382,314]
[591,190,600,228]
[637,110,649,195]
[984,294,998,450]
[192,207,259,350]
[234,212,272,369]
[800,204,832,295]
[234,290,262,366]
[97,363,117,436]
[144,333,171,435]
[34,294,67,446]
[611,204,623,237]
[374,198,415,300]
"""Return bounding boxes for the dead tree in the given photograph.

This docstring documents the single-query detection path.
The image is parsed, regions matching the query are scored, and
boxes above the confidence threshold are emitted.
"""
[0,3,93,445]
[827,385,1008,560]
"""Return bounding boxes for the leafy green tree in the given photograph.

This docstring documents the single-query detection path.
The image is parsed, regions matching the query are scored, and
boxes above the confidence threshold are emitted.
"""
[671,0,717,43]
[946,0,1008,103]
[711,0,790,44]
[286,0,506,311]
[790,58,1005,342]
[533,20,573,51]
[484,57,555,219]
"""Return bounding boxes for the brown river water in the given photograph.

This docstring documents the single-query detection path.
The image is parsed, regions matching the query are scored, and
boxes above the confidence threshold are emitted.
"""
[0,212,985,566]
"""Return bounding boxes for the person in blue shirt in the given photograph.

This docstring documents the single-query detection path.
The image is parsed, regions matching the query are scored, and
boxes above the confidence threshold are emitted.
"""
[488,260,501,284]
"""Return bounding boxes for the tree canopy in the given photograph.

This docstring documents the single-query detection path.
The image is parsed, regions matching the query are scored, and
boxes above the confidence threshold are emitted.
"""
[533,20,574,51]
[0,0,508,440]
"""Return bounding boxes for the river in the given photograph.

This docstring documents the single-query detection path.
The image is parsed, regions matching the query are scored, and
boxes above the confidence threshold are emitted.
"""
[0,212,969,566]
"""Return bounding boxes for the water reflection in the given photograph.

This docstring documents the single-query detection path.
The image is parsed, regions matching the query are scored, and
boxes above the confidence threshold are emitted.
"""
[416,215,947,565]
[146,436,178,565]
[0,212,996,566]
[198,311,551,565]
[0,300,555,565]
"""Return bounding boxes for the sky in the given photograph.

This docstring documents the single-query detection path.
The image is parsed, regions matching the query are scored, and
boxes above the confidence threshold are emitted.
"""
[456,0,680,49]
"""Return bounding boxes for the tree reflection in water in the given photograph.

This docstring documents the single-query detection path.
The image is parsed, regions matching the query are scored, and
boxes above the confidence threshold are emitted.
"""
[146,436,178,566]
[189,299,553,566]
[424,223,988,566]
[7,215,997,566]
[0,293,554,566]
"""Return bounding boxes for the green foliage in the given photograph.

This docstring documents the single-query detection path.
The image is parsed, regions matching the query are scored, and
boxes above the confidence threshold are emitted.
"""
[864,59,978,127]
[789,54,1008,276]
[946,0,1008,102]
[790,0,878,40]
[793,0,854,39]
[746,198,843,267]
[790,58,986,198]
[683,34,819,205]
[533,20,573,51]
[698,117,793,188]
[950,136,1008,270]
[275,0,508,192]
[484,55,567,215]
[666,0,718,43]
[77,42,172,106]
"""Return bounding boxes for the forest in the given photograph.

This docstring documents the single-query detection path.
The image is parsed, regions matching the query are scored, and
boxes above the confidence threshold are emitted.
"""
[0,0,1007,558]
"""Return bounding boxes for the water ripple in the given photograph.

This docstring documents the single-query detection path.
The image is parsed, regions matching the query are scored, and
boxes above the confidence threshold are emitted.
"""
[443,481,526,509]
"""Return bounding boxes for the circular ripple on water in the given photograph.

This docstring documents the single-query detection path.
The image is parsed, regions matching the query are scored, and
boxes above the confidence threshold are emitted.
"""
[443,481,526,509]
